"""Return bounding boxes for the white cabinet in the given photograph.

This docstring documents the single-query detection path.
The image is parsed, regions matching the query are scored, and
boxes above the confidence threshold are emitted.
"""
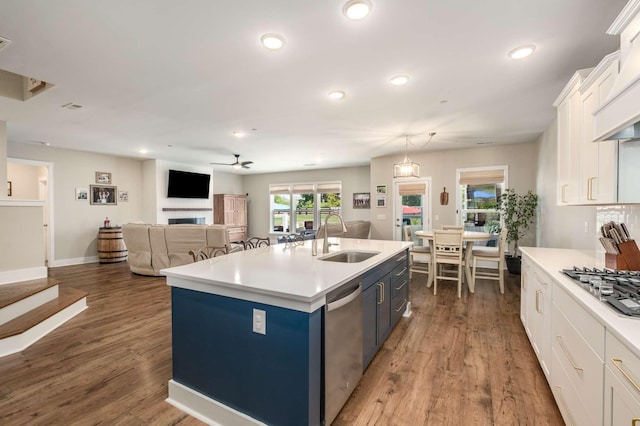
[521,256,552,378]
[555,69,590,205]
[579,53,620,204]
[551,282,605,424]
[554,51,620,205]
[604,331,640,426]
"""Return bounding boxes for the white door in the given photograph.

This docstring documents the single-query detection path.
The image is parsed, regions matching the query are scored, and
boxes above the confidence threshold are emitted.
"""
[38,177,50,265]
[393,178,432,242]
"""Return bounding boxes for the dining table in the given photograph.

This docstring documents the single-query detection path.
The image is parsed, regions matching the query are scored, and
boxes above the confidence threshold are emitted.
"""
[414,229,492,292]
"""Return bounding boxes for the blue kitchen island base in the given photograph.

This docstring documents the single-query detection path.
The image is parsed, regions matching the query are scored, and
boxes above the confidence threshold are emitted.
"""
[170,287,322,426]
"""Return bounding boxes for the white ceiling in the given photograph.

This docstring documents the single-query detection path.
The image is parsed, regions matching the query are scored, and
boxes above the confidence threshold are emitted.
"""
[0,0,628,174]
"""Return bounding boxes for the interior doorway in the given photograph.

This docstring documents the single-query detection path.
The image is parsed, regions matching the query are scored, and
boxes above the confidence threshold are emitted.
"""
[8,158,54,265]
[393,178,432,242]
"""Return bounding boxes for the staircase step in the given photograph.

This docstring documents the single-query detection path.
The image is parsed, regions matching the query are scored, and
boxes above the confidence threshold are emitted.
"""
[0,278,60,309]
[0,287,87,340]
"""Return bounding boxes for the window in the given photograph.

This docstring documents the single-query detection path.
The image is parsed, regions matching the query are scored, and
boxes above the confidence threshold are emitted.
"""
[457,166,507,233]
[269,182,341,233]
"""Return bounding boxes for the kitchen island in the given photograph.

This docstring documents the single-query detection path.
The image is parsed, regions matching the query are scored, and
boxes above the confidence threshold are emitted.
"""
[161,238,412,426]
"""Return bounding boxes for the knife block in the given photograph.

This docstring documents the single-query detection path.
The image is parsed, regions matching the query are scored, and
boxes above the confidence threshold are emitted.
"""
[607,240,640,270]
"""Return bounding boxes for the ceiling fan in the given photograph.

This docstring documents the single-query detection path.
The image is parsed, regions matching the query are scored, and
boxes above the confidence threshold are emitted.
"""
[211,154,253,169]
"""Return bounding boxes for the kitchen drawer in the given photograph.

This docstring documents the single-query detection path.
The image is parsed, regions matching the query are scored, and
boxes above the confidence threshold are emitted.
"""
[604,363,640,426]
[391,267,408,299]
[391,293,408,325]
[551,347,593,426]
[606,330,640,400]
[552,303,604,420]
[553,282,605,359]
[362,249,408,290]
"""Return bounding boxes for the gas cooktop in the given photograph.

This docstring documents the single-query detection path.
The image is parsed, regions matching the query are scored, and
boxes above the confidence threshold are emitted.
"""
[561,267,640,317]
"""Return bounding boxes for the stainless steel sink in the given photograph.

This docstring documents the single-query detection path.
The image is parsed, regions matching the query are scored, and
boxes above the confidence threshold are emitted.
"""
[319,250,380,263]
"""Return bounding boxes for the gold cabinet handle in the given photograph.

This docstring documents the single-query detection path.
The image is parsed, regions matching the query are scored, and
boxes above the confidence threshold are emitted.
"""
[395,279,407,291]
[535,290,542,313]
[612,358,640,394]
[561,184,568,203]
[395,267,407,277]
[395,298,407,313]
[556,336,583,373]
[587,176,596,201]
[377,282,385,305]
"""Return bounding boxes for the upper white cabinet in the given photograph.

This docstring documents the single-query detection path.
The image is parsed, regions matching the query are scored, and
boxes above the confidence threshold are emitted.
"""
[555,52,620,205]
[579,52,620,204]
[555,70,590,205]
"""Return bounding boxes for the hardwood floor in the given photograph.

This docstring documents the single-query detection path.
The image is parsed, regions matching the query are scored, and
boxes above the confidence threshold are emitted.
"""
[0,262,562,425]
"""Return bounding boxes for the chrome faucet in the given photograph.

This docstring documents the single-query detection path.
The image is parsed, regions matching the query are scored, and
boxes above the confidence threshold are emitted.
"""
[322,213,348,254]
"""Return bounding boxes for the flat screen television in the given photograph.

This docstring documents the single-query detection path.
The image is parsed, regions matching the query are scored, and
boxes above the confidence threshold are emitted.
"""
[167,169,210,199]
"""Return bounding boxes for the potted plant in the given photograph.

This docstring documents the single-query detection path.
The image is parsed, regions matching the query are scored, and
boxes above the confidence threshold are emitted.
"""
[497,188,538,274]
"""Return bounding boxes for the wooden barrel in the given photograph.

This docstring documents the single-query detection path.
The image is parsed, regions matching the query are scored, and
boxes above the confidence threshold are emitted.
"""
[97,226,128,263]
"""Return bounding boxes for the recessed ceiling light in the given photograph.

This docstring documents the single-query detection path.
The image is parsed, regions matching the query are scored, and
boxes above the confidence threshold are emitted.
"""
[390,75,410,86]
[260,33,286,50]
[233,131,246,138]
[343,0,372,20]
[328,90,346,100]
[508,44,536,59]
[139,149,149,154]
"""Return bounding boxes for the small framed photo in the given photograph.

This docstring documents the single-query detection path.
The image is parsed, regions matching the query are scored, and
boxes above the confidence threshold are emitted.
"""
[377,195,386,207]
[118,190,129,202]
[90,185,117,205]
[376,185,387,194]
[353,192,371,209]
[7,181,12,197]
[75,187,88,200]
[95,172,112,184]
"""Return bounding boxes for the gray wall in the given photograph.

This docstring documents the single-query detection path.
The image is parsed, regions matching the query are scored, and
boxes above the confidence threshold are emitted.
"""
[370,142,539,241]
[242,166,370,237]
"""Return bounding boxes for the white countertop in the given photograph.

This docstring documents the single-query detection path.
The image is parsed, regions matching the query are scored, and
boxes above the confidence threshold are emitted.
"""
[161,238,412,312]
[520,246,640,357]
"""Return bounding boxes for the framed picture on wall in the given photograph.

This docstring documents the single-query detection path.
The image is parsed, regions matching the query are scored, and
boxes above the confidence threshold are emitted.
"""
[377,195,386,207]
[95,172,112,184]
[353,192,370,209]
[90,185,117,205]
[376,185,387,194]
[7,181,11,197]
[75,187,88,200]
[118,190,129,202]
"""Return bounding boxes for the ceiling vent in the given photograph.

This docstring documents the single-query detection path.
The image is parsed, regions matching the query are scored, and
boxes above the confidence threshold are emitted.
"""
[61,102,83,110]
[0,36,11,52]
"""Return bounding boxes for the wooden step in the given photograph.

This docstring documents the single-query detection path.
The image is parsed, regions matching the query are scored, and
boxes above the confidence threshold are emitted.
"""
[0,277,60,309]
[0,287,87,340]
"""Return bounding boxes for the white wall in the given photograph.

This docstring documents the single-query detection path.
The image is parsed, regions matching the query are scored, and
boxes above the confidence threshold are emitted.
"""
[8,142,144,264]
[535,119,598,249]
[242,166,370,236]
[370,143,538,241]
[7,162,45,199]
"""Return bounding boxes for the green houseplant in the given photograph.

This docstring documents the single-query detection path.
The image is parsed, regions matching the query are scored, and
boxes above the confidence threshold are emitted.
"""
[497,188,539,274]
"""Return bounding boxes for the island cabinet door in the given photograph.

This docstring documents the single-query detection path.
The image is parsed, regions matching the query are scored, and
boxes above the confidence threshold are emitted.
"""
[362,271,392,369]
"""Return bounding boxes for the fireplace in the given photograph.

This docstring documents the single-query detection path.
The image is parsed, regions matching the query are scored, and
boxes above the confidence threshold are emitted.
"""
[169,217,206,225]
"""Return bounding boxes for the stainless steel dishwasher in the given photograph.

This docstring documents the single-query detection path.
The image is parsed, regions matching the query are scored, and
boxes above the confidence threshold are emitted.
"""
[324,278,363,425]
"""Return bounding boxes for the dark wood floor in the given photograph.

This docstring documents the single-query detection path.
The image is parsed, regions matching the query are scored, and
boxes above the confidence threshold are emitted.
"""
[0,262,562,425]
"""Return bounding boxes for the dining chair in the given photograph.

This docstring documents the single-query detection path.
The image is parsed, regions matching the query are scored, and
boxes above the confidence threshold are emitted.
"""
[242,237,271,250]
[433,229,465,298]
[189,245,229,261]
[442,225,464,230]
[471,227,508,294]
[403,225,431,280]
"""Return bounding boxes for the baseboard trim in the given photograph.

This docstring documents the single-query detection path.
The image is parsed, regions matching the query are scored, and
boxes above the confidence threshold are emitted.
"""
[49,256,99,267]
[0,267,48,285]
[166,380,266,426]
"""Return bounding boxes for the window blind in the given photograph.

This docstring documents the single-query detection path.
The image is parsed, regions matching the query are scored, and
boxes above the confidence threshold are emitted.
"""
[292,184,315,194]
[317,182,341,193]
[398,182,426,196]
[269,184,290,194]
[458,169,505,185]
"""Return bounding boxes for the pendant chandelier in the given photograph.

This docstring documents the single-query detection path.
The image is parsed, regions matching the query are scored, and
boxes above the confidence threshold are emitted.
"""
[393,135,420,178]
